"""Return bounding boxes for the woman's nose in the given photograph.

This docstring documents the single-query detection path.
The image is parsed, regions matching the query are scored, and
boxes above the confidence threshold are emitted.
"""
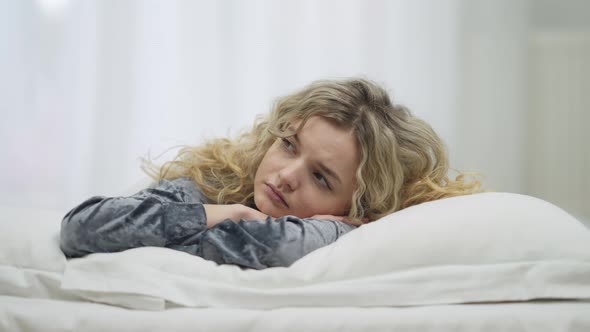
[277,162,301,192]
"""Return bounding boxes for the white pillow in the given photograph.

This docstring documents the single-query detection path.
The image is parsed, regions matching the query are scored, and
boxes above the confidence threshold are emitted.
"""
[0,206,66,272]
[291,191,590,279]
[61,192,590,309]
[0,206,80,301]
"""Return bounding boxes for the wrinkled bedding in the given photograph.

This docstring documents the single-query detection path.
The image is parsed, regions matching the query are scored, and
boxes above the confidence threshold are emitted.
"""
[2,192,590,331]
[2,295,590,332]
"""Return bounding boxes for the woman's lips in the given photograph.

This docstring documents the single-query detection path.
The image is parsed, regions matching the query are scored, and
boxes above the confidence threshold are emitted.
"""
[265,183,288,208]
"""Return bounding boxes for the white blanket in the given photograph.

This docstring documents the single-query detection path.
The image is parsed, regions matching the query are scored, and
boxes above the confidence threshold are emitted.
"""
[61,247,590,310]
[2,192,590,312]
[2,295,590,332]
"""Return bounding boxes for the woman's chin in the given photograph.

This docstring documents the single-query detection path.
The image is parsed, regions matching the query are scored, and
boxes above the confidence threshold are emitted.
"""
[259,205,282,218]
[254,197,279,218]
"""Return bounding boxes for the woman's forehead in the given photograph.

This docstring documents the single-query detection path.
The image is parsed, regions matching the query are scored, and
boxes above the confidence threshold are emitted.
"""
[289,117,360,174]
[287,115,351,134]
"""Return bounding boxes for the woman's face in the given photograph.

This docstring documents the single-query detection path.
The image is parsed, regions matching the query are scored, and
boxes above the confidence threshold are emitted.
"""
[254,116,360,218]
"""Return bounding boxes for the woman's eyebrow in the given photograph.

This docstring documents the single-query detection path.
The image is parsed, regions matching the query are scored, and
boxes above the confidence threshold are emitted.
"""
[292,133,342,185]
[317,161,342,185]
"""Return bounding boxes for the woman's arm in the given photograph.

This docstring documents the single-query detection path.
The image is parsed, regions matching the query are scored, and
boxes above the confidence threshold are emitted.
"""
[202,203,267,229]
[60,177,357,267]
[60,178,209,257]
[184,216,357,269]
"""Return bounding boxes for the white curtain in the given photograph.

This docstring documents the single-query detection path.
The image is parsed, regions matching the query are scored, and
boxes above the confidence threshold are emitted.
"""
[527,31,590,223]
[452,0,531,195]
[1,0,533,213]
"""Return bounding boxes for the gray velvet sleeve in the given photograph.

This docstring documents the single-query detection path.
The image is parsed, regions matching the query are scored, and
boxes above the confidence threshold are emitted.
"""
[60,177,358,269]
[60,178,209,257]
[189,216,357,269]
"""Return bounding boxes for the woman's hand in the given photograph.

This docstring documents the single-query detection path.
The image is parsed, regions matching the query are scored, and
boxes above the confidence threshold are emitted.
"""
[203,204,271,229]
[311,214,368,227]
[235,204,271,221]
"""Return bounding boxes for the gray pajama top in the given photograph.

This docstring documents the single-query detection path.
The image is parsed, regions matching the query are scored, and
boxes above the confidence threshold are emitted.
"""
[60,177,357,269]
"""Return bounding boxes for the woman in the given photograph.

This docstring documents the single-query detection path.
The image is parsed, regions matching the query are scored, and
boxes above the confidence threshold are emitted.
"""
[60,78,481,269]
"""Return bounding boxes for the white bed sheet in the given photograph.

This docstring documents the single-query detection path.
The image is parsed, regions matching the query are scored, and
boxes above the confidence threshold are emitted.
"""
[3,195,590,332]
[1,295,589,332]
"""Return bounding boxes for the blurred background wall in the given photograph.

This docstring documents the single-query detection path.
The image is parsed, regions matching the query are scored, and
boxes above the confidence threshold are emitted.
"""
[0,0,588,224]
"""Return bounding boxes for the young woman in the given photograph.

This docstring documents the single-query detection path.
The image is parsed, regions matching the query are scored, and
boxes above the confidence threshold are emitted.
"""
[60,78,481,269]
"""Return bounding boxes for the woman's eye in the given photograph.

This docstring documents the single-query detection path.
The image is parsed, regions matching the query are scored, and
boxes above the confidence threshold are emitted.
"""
[281,138,295,152]
[314,172,331,190]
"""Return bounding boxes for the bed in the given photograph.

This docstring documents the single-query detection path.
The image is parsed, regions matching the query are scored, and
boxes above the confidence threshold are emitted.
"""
[1,192,590,331]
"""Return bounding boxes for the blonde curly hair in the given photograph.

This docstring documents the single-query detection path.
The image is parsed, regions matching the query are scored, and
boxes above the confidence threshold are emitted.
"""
[143,78,482,223]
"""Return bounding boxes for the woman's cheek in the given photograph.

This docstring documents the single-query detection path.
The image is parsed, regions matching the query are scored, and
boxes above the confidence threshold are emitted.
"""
[297,194,321,217]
